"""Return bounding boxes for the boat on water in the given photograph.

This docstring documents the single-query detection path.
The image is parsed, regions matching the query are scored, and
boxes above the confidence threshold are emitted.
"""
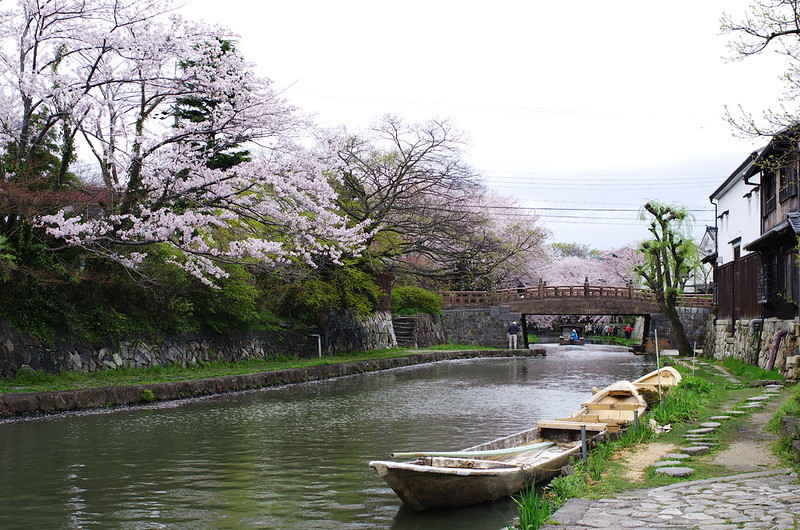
[558,323,585,345]
[369,420,606,511]
[632,366,682,393]
[560,380,647,433]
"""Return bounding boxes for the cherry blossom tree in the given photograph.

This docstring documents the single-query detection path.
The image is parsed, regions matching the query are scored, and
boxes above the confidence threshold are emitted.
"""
[0,0,365,284]
[532,244,638,287]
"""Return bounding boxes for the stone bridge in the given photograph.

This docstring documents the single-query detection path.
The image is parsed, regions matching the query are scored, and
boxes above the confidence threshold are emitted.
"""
[440,282,713,316]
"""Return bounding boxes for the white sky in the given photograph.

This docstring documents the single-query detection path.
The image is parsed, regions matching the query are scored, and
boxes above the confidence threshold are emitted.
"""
[182,0,786,250]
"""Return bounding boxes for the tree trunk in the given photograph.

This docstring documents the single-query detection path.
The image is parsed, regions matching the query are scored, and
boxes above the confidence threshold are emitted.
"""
[663,304,693,356]
[373,271,394,312]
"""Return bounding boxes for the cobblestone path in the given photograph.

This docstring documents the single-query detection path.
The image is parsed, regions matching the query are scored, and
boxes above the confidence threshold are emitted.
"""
[541,468,800,529]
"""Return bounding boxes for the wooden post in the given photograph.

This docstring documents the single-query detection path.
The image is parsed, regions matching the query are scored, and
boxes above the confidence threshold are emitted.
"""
[581,425,588,462]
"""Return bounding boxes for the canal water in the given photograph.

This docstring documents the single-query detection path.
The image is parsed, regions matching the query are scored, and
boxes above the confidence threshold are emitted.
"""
[0,345,654,529]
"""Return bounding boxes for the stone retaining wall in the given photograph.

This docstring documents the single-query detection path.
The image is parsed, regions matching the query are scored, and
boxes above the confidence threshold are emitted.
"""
[442,306,522,349]
[0,349,545,418]
[0,311,398,378]
[648,307,711,347]
[705,316,800,380]
[318,310,396,355]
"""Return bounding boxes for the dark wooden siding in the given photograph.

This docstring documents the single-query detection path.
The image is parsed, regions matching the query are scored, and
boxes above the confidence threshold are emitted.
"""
[716,261,734,320]
[738,252,761,319]
[715,252,760,321]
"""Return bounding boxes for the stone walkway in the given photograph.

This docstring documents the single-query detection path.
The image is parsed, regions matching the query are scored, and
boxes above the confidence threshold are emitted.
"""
[541,380,800,529]
[541,468,800,529]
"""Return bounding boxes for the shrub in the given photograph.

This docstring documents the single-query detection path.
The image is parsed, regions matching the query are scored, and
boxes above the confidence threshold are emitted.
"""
[139,388,156,403]
[273,266,380,324]
[391,286,442,315]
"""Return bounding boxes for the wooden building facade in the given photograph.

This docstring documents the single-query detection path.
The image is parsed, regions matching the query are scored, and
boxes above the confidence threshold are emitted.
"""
[713,132,800,321]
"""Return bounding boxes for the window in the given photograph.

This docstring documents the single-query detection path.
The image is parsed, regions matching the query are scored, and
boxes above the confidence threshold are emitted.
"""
[779,164,798,202]
[762,171,776,215]
[757,262,768,303]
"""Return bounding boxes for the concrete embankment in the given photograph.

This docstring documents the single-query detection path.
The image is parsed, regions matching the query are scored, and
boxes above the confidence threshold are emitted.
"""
[0,348,544,419]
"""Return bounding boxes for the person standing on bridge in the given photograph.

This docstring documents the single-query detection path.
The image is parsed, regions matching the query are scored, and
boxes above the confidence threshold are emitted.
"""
[507,321,520,349]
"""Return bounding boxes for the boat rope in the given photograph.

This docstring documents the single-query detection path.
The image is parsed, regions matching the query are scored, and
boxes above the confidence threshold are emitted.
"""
[391,441,555,459]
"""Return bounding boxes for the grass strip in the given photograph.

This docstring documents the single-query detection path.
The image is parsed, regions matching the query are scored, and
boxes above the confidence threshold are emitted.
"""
[0,344,491,394]
[511,357,792,529]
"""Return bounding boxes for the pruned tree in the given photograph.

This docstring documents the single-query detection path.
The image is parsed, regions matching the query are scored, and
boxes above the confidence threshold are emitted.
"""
[634,201,701,355]
[0,0,365,284]
[330,115,546,289]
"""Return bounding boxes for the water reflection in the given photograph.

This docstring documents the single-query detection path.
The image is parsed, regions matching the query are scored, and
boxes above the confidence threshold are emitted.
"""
[0,345,654,529]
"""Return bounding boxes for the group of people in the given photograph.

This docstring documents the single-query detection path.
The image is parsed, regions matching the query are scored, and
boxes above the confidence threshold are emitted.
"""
[586,323,634,339]
[507,321,635,348]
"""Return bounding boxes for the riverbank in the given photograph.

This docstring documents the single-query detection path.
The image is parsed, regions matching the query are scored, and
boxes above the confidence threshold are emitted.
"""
[540,358,800,528]
[0,347,545,419]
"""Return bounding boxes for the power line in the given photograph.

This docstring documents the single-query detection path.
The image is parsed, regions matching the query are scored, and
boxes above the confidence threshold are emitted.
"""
[483,168,727,179]
[290,91,703,122]
[476,204,713,213]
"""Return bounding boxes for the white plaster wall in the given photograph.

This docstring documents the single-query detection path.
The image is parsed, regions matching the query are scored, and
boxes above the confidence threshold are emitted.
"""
[714,173,760,265]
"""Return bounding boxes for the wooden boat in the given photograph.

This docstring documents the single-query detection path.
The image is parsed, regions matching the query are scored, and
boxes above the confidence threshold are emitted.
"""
[560,380,647,433]
[558,323,585,345]
[369,420,606,511]
[632,366,682,393]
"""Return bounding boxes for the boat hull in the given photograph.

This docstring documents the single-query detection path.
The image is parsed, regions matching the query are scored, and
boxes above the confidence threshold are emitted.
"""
[633,366,682,392]
[369,423,605,511]
[561,380,647,432]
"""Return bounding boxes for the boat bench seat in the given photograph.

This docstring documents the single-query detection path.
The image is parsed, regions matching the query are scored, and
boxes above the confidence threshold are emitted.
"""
[583,402,643,411]
[537,420,606,432]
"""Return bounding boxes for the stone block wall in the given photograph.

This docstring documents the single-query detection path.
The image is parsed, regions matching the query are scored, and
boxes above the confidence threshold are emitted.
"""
[442,306,522,349]
[648,307,711,348]
[705,316,800,380]
[0,318,312,377]
[706,318,761,366]
[0,310,398,377]
[394,313,447,349]
[320,310,396,355]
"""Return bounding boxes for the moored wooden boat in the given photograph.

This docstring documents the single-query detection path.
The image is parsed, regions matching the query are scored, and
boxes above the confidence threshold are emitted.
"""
[632,366,682,393]
[369,420,606,511]
[560,380,647,433]
[558,323,585,345]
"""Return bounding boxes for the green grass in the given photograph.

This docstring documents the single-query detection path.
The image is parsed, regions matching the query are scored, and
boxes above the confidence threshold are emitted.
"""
[0,345,488,393]
[768,383,800,432]
[512,488,552,530]
[767,382,800,468]
[721,356,783,381]
[513,361,778,529]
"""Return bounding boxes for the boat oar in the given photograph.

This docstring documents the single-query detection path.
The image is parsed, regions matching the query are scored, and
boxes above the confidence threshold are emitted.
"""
[391,441,555,459]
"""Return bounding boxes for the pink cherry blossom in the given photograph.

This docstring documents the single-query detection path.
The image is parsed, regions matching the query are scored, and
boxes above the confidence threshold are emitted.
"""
[1,0,366,283]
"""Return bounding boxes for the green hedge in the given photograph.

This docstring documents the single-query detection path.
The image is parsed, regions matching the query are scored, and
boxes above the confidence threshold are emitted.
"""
[391,286,442,315]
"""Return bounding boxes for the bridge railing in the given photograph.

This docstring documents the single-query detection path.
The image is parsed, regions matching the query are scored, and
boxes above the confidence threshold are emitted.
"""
[439,284,713,308]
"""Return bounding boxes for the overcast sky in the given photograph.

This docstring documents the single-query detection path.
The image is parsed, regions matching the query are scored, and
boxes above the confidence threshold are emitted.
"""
[183,0,786,250]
